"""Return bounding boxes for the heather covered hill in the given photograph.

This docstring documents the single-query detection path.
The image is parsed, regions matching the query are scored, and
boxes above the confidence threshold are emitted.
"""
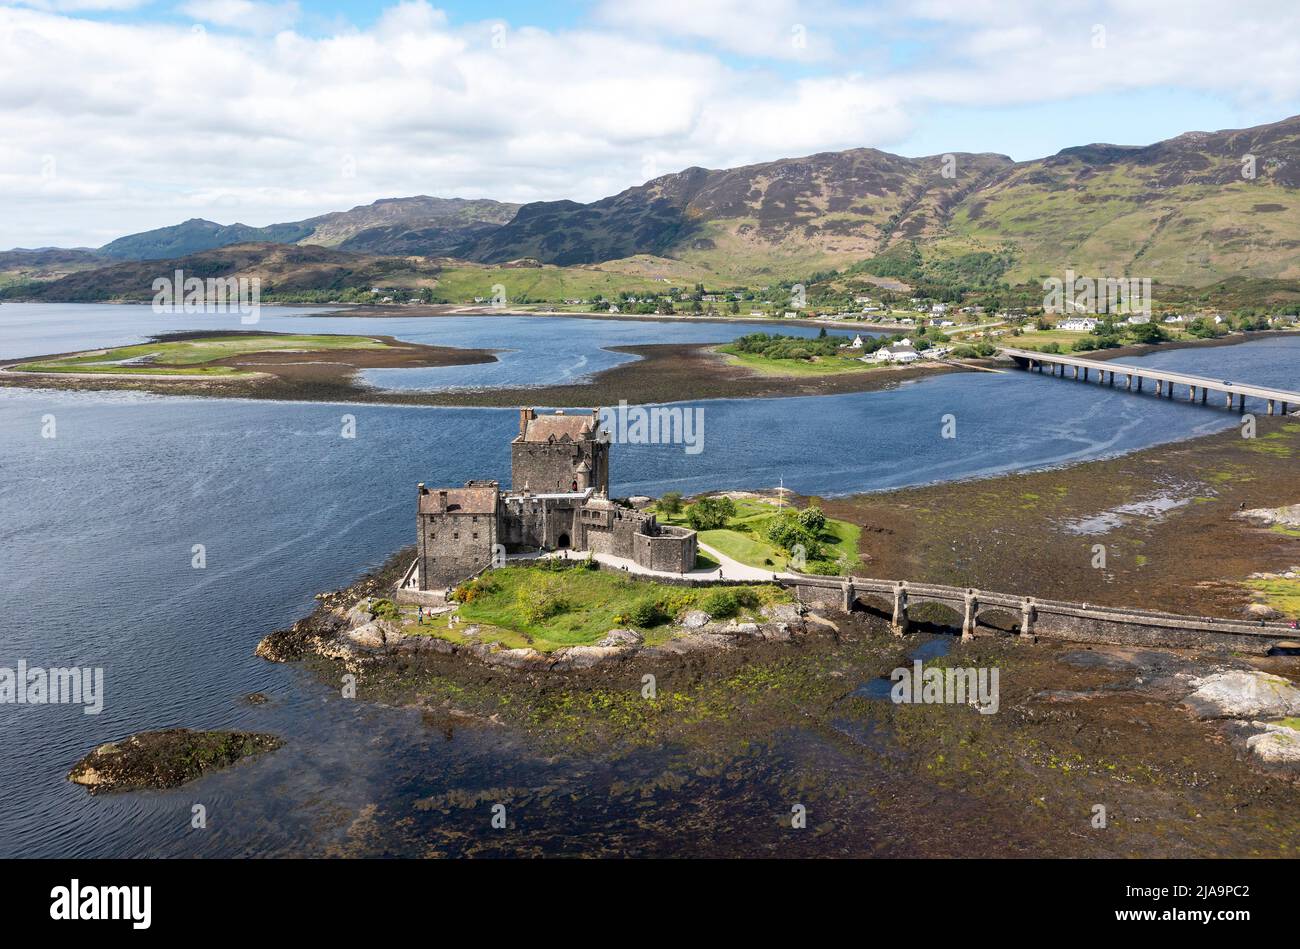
[9,242,443,302]
[93,196,520,262]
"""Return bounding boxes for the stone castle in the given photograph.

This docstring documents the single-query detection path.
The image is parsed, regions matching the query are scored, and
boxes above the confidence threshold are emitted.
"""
[416,408,698,591]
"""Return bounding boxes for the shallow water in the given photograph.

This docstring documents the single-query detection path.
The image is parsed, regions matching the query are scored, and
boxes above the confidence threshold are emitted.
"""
[0,305,1296,856]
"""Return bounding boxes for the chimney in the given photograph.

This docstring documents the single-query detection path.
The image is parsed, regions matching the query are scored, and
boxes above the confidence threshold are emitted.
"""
[519,407,535,436]
[437,489,448,512]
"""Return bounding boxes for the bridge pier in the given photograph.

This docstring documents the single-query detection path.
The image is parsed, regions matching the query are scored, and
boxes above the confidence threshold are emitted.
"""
[1188,385,1196,402]
[1201,388,1207,404]
[1226,391,1233,409]
[962,589,979,641]
[1020,597,1037,641]
[1136,377,1143,392]
[891,581,909,637]
[1155,379,1163,397]
[1268,399,1275,415]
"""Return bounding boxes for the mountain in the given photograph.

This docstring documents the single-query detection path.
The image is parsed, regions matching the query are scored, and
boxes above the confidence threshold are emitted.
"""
[98,220,315,260]
[11,243,444,302]
[94,196,520,262]
[462,115,1300,287]
[459,151,1014,272]
[11,115,1300,294]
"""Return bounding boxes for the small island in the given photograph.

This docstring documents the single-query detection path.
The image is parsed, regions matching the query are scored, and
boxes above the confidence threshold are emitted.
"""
[68,729,283,794]
[0,330,497,400]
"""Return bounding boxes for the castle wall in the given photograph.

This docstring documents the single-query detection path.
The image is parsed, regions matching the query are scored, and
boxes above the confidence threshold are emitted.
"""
[499,497,581,550]
[417,511,496,591]
[633,525,698,573]
[511,439,609,494]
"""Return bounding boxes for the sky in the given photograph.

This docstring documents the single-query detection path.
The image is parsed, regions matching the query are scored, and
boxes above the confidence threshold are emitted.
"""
[2,0,1299,248]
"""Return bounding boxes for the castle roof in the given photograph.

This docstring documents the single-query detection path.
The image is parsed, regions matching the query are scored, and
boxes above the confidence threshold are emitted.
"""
[419,484,498,515]
[518,409,597,443]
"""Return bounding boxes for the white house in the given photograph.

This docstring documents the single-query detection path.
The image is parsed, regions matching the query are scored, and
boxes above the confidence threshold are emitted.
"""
[844,334,866,349]
[1124,314,1150,325]
[1163,314,1185,324]
[872,340,921,364]
[1058,317,1100,332]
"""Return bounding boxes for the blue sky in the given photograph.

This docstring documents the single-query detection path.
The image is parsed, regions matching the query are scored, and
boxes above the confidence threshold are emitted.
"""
[2,0,1299,246]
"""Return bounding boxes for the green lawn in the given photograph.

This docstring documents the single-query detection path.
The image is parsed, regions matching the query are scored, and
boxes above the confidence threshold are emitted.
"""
[718,345,888,376]
[12,334,392,376]
[398,563,788,652]
[657,497,863,574]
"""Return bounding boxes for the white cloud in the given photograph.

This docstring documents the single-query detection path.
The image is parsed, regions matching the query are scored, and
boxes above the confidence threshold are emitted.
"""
[0,0,1299,247]
[179,0,299,34]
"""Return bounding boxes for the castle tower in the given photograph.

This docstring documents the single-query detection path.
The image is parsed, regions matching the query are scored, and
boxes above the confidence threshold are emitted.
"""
[510,407,609,495]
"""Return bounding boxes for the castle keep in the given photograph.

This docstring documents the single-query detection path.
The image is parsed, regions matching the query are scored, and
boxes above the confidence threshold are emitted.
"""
[416,408,697,590]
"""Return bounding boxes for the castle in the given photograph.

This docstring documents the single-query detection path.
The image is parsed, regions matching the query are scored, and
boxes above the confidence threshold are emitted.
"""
[415,408,698,591]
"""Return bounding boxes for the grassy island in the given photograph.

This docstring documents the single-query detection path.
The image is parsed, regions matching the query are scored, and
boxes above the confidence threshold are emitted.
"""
[385,561,790,653]
[12,333,412,377]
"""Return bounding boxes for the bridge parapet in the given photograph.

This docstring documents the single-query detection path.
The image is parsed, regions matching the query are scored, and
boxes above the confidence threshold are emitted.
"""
[782,572,1294,653]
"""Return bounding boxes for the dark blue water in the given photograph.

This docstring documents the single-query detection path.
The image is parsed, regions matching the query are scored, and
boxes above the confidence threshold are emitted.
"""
[0,304,1296,857]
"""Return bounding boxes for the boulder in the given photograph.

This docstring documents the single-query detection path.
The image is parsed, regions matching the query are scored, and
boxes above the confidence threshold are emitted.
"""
[1246,603,1283,620]
[680,610,712,629]
[551,645,629,670]
[1246,723,1300,763]
[1185,671,1300,719]
[347,623,387,648]
[762,603,803,624]
[598,628,643,647]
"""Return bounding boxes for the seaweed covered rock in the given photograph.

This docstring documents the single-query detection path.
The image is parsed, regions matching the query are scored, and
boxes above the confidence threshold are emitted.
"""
[68,729,282,793]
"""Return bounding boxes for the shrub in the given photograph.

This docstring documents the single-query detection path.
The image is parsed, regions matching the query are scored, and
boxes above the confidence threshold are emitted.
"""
[627,599,668,628]
[515,577,569,623]
[371,598,400,620]
[701,589,739,619]
[797,506,826,535]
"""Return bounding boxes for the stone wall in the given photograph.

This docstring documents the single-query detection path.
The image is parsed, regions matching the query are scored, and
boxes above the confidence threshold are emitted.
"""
[417,511,497,591]
[499,496,581,550]
[510,439,609,494]
[633,525,697,573]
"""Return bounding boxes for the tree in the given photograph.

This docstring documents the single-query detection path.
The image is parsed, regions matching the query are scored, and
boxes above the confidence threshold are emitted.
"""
[687,496,736,530]
[797,506,826,535]
[659,491,683,517]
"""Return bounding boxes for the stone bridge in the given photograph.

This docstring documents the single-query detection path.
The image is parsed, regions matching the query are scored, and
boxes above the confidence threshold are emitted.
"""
[787,575,1296,654]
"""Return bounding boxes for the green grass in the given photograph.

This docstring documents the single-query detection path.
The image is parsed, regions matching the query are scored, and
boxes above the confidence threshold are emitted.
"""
[12,334,392,376]
[656,497,863,574]
[717,345,888,376]
[1247,578,1300,616]
[400,563,788,652]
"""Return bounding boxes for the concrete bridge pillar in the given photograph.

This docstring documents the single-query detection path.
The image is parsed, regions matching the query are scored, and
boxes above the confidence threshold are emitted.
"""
[1226,391,1233,409]
[1072,366,1079,380]
[1020,597,1037,641]
[1201,389,1208,405]
[1188,385,1196,402]
[962,589,979,641]
[1268,399,1276,415]
[1125,374,1132,390]
[1136,377,1143,392]
[891,581,909,637]
[840,580,856,613]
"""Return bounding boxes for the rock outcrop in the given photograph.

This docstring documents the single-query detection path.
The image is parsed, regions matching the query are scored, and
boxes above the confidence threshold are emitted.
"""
[68,729,282,794]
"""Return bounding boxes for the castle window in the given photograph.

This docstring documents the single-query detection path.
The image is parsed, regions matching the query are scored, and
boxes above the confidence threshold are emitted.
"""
[453,532,459,540]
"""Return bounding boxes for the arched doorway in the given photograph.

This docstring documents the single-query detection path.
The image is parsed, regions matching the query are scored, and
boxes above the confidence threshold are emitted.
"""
[556,532,571,549]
